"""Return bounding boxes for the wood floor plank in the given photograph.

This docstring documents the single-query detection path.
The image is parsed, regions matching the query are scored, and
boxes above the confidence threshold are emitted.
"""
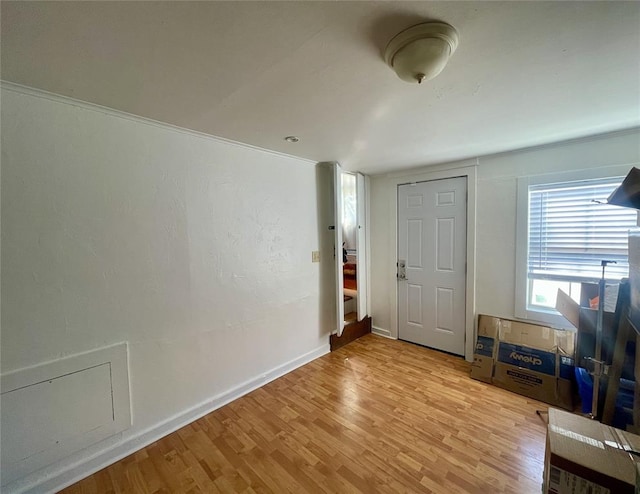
[60,335,548,493]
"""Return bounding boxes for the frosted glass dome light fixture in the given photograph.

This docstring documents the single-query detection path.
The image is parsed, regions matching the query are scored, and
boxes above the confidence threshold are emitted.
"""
[384,21,459,84]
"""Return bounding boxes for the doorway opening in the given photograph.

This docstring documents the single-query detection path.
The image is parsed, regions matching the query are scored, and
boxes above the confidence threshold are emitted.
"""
[331,163,370,341]
[330,164,371,350]
[341,172,358,324]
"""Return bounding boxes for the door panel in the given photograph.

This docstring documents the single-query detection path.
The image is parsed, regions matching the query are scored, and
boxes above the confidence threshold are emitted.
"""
[436,287,454,331]
[398,177,467,355]
[407,219,423,268]
[407,193,424,208]
[408,284,423,324]
[436,217,455,270]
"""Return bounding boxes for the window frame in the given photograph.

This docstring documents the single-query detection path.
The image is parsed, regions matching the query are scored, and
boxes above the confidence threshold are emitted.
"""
[515,165,637,328]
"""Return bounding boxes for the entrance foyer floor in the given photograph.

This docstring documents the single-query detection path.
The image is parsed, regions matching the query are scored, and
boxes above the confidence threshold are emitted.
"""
[62,334,547,493]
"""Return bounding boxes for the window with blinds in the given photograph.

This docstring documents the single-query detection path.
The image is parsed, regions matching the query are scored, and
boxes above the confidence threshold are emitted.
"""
[528,177,637,283]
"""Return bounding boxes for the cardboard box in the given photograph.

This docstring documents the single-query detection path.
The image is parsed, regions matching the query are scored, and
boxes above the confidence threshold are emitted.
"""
[556,286,616,361]
[544,408,640,493]
[470,314,499,383]
[493,359,574,410]
[499,318,575,354]
[470,315,575,410]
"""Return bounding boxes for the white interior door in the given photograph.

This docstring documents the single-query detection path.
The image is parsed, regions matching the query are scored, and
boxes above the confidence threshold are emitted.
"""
[356,173,368,320]
[334,163,345,336]
[397,177,467,355]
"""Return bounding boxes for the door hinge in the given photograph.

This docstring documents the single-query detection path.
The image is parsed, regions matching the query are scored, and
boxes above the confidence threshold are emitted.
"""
[397,260,407,280]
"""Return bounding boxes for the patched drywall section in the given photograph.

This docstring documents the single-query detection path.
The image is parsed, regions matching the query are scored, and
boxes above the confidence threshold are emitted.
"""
[1,86,330,491]
[370,129,640,334]
[1,343,131,486]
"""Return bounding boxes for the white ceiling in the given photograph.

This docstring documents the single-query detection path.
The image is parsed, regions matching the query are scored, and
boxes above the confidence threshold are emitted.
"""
[2,1,639,174]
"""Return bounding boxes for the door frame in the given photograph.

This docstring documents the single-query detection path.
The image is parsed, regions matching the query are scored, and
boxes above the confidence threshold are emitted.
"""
[332,164,371,335]
[387,161,477,362]
[355,172,369,321]
[397,176,468,356]
[334,163,345,336]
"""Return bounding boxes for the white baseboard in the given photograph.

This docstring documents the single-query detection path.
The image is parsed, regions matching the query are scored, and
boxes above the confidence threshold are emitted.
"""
[372,326,393,338]
[4,343,330,494]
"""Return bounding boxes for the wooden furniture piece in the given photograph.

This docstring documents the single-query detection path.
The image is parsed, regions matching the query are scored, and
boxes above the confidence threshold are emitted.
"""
[601,288,634,425]
[343,262,357,290]
[603,232,640,430]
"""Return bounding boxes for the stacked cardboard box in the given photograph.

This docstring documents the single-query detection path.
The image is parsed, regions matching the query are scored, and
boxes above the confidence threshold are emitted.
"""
[544,408,640,493]
[470,314,575,410]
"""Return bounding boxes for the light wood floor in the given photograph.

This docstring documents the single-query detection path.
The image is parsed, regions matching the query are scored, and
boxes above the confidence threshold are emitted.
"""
[61,335,548,494]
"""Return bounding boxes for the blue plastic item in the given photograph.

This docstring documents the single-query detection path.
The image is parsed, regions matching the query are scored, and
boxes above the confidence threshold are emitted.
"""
[575,367,593,414]
[574,366,634,428]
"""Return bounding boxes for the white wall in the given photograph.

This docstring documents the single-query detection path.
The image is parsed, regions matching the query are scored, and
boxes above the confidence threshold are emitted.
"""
[1,85,332,492]
[370,128,640,336]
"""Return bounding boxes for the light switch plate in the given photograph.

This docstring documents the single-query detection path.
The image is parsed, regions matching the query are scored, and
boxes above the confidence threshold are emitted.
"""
[312,251,320,263]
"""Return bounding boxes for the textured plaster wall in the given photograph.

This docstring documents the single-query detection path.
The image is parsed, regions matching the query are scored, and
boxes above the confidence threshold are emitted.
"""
[1,87,331,489]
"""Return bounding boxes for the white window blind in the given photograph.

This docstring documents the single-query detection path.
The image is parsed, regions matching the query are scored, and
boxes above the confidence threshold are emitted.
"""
[528,177,637,282]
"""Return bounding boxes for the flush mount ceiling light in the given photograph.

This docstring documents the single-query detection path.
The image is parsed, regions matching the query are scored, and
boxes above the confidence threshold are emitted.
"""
[384,21,459,84]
